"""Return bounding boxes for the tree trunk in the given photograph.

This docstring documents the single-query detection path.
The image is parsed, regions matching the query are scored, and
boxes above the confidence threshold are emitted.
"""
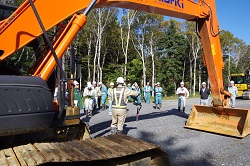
[141,51,146,87]
[189,59,193,94]
[198,63,201,91]
[120,10,136,81]
[182,59,186,81]
[93,39,98,82]
[193,58,197,96]
[87,35,92,81]
[151,47,155,97]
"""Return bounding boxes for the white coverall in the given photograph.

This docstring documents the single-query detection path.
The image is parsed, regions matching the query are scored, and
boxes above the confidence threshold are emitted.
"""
[83,87,95,112]
[176,87,189,107]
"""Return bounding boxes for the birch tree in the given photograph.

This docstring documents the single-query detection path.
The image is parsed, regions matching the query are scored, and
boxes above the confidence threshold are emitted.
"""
[145,14,163,96]
[120,10,137,81]
[92,8,112,82]
[132,12,148,87]
[185,21,201,95]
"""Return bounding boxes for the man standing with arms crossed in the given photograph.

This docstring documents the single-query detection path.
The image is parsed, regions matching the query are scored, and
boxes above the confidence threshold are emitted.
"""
[155,82,163,110]
[110,77,138,134]
[199,82,210,105]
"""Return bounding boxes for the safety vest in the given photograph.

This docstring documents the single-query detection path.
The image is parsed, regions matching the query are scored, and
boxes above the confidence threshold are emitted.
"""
[112,88,126,109]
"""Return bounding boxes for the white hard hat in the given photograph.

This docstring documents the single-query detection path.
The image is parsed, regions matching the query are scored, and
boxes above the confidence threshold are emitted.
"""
[202,82,206,85]
[87,82,91,87]
[230,81,234,84]
[156,82,160,85]
[92,81,97,84]
[134,83,138,86]
[110,82,114,86]
[87,84,92,88]
[128,83,131,86]
[73,80,79,85]
[98,82,102,85]
[116,77,124,84]
[180,81,184,85]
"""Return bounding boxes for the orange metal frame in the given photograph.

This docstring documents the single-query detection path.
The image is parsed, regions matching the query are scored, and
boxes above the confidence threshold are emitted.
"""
[0,0,228,106]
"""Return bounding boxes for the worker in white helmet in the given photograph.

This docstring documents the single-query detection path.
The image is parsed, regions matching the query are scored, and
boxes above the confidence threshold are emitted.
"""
[199,82,210,105]
[99,82,108,110]
[83,82,95,117]
[176,81,189,112]
[228,80,238,108]
[110,77,138,134]
[133,82,141,105]
[155,82,163,110]
[108,82,115,116]
[73,80,83,112]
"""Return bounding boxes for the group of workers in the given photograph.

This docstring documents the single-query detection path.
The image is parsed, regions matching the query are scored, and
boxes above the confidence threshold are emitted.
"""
[69,77,238,134]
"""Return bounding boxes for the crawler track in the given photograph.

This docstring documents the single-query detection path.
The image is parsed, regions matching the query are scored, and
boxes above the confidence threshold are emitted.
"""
[0,134,170,165]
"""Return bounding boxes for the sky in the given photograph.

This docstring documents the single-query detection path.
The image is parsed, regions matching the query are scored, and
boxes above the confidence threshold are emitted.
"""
[215,1,250,45]
[163,1,250,45]
[117,1,249,45]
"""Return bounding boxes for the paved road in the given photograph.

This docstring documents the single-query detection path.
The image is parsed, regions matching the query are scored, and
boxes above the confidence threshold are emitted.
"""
[82,98,250,166]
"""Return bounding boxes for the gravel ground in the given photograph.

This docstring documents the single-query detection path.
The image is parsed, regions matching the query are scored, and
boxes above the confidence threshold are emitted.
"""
[82,98,250,166]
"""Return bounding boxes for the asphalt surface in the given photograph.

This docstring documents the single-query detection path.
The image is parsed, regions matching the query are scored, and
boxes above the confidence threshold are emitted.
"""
[82,98,250,166]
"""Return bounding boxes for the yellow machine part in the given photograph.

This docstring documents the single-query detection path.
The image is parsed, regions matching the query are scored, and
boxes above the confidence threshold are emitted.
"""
[65,106,80,125]
[185,105,250,138]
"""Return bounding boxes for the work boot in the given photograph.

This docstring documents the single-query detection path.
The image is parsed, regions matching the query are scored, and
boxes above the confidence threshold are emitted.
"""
[110,127,117,135]
[178,106,180,112]
[159,104,162,110]
[117,130,123,134]
[183,107,185,113]
[102,104,105,110]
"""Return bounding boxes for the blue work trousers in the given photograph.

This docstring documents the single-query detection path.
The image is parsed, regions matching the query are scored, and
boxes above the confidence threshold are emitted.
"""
[101,94,107,104]
[155,94,162,104]
[145,92,151,103]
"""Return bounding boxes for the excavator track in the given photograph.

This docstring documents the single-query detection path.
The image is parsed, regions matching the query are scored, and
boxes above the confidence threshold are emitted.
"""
[0,134,170,166]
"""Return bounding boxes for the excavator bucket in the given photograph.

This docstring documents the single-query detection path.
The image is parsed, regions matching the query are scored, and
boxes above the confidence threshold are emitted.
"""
[185,105,250,138]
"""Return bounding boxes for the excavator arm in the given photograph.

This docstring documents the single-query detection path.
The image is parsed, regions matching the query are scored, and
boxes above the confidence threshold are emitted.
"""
[1,0,250,138]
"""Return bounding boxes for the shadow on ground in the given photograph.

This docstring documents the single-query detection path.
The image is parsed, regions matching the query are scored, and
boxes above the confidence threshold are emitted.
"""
[137,131,214,166]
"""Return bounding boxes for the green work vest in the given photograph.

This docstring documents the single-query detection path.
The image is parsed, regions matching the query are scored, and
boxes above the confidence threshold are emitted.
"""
[112,88,126,109]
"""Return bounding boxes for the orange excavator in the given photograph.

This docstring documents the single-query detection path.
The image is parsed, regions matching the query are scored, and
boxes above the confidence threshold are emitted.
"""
[0,0,249,165]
